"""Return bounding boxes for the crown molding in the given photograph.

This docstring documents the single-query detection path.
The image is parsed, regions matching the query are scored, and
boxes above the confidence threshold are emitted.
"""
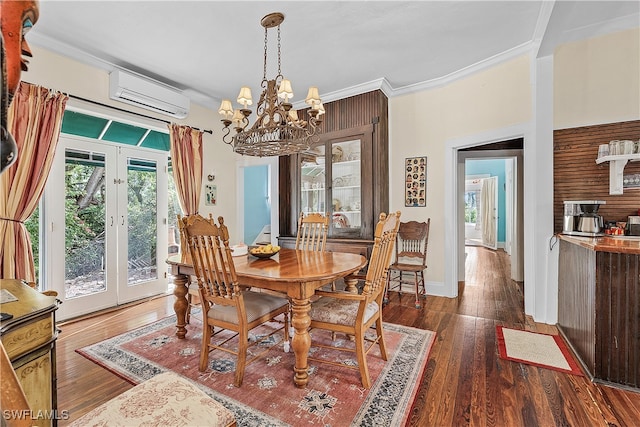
[560,13,639,45]
[29,31,113,72]
[390,42,534,97]
[292,41,535,105]
[291,78,394,110]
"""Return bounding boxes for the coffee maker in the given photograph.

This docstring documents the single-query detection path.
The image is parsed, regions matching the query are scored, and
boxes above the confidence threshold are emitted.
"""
[563,200,606,236]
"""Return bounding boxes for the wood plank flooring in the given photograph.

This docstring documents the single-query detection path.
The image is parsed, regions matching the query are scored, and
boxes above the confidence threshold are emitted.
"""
[55,246,640,426]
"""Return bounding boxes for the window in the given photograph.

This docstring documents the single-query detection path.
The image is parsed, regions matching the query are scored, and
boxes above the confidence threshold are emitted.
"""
[61,110,171,151]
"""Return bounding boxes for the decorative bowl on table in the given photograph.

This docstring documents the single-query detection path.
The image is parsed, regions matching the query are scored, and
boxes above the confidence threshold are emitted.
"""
[248,245,280,259]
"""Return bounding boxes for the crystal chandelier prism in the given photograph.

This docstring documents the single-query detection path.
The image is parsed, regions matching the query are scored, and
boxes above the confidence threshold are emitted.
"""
[218,12,324,157]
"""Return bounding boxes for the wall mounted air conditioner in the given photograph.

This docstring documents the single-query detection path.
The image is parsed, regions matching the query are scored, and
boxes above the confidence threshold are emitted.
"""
[109,70,190,119]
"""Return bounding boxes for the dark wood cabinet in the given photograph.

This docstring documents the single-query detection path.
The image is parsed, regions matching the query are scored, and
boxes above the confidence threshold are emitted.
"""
[595,251,640,388]
[558,237,640,390]
[278,90,388,259]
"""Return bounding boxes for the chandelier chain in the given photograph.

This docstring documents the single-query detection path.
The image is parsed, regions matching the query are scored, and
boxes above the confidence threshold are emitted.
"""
[277,25,282,76]
[263,26,268,80]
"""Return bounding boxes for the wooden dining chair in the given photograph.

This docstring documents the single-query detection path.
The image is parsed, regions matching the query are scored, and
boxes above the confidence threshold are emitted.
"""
[307,211,401,388]
[177,213,215,324]
[181,214,290,387]
[1,342,32,427]
[385,219,430,308]
[296,211,333,294]
[295,212,329,252]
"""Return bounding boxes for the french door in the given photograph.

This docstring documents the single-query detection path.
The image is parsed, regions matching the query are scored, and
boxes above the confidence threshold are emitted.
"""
[44,136,168,320]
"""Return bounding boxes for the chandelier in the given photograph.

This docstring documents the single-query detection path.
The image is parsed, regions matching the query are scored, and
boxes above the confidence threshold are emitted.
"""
[218,12,324,157]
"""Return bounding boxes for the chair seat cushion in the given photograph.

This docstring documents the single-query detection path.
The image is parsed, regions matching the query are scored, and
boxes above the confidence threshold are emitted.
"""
[309,296,379,326]
[188,282,200,297]
[208,291,288,324]
[390,263,426,272]
[69,371,235,427]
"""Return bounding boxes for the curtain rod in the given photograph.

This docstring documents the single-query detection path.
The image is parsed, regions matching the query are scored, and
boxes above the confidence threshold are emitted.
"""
[24,82,213,134]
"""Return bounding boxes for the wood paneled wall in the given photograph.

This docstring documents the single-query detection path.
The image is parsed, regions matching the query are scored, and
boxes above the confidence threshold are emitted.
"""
[558,240,596,374]
[554,120,640,232]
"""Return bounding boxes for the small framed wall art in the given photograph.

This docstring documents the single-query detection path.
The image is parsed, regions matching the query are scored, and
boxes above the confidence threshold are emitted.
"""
[205,184,217,206]
[405,156,427,207]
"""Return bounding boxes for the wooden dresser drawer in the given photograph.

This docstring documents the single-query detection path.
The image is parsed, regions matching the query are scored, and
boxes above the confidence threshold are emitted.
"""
[1,313,54,360]
[13,348,54,427]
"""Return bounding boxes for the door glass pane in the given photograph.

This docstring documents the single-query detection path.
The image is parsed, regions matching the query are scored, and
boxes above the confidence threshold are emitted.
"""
[64,149,107,299]
[168,163,181,257]
[301,145,326,215]
[25,205,40,285]
[465,190,480,225]
[331,139,361,231]
[127,157,158,285]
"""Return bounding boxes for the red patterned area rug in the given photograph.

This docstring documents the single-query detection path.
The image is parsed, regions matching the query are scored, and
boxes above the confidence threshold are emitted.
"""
[496,326,583,376]
[77,314,436,426]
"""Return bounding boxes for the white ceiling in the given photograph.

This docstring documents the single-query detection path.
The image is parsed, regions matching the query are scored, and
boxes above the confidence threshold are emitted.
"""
[28,1,640,112]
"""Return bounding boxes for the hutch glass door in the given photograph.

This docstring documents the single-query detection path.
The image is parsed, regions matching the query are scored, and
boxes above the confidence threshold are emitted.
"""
[329,139,362,237]
[300,137,364,238]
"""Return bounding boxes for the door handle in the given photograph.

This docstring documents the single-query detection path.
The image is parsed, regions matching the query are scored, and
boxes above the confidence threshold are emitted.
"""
[110,216,114,226]
[121,216,125,226]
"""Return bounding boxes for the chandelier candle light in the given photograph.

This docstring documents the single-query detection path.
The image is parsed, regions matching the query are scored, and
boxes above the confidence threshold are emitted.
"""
[218,12,324,157]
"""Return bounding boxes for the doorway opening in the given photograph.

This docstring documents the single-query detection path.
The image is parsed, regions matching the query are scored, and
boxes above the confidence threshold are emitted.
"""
[236,157,279,246]
[244,165,271,245]
[458,139,524,293]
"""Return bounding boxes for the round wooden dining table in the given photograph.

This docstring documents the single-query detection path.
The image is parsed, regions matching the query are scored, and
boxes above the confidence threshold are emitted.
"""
[166,248,367,388]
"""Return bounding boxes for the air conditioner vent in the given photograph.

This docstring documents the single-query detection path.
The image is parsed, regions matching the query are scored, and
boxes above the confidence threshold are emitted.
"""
[109,70,190,119]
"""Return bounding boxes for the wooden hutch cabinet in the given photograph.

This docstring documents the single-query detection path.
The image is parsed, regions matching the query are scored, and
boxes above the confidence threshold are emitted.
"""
[278,90,389,259]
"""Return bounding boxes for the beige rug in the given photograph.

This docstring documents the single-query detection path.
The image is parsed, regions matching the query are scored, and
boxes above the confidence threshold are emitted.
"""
[496,326,583,375]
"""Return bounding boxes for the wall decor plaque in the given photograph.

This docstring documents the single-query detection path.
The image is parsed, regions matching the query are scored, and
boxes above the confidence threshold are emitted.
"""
[405,156,427,207]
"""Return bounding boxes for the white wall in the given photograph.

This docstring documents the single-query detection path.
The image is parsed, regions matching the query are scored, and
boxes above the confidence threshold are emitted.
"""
[554,28,640,129]
[389,55,532,295]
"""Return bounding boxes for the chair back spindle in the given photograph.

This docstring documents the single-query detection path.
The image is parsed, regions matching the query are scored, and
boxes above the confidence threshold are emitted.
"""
[182,215,240,306]
[396,219,430,263]
[295,212,329,252]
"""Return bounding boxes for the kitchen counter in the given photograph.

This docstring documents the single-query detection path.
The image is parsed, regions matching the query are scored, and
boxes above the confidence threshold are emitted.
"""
[558,234,640,254]
[557,236,639,390]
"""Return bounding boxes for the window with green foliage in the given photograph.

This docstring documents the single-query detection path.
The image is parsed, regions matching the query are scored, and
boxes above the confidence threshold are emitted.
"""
[465,190,479,224]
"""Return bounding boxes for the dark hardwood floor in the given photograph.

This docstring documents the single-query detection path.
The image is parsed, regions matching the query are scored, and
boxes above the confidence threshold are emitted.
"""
[55,246,640,426]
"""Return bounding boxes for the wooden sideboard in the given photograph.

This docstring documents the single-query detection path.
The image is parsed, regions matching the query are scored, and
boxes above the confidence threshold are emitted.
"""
[0,279,60,426]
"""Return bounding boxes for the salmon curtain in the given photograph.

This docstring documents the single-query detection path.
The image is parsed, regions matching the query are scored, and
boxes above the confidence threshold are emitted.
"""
[168,123,203,215]
[168,124,203,261]
[0,82,68,281]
